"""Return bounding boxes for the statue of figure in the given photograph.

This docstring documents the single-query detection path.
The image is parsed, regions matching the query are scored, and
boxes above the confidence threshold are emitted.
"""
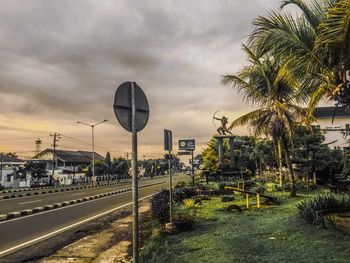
[213,115,233,135]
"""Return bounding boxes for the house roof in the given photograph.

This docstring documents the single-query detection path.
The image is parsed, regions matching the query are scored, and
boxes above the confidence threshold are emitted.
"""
[1,154,23,163]
[33,149,105,163]
[313,107,350,118]
[78,151,105,161]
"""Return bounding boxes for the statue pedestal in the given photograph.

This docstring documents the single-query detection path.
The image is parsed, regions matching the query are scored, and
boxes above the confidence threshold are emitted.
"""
[213,134,240,178]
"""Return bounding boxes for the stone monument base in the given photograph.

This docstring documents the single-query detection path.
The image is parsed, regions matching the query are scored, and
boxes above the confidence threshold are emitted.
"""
[213,134,241,178]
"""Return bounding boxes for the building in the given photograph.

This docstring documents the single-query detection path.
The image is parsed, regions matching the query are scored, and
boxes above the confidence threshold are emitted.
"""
[32,149,105,172]
[0,153,25,188]
[313,106,350,149]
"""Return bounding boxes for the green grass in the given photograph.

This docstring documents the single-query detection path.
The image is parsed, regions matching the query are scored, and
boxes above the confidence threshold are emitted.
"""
[141,192,350,263]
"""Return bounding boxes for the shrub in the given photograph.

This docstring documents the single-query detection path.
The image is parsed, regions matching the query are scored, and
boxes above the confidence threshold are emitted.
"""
[150,189,169,225]
[221,195,235,202]
[194,198,202,205]
[173,212,195,231]
[218,182,236,194]
[265,182,278,192]
[183,198,195,208]
[226,204,242,213]
[173,187,196,203]
[174,181,186,188]
[250,185,266,194]
[296,194,350,225]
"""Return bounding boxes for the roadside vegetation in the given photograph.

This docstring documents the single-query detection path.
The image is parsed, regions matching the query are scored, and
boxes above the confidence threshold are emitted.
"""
[141,181,350,263]
[141,1,350,262]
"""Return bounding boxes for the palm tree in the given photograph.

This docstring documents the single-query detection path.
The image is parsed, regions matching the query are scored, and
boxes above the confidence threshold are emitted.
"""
[223,45,306,196]
[249,0,350,114]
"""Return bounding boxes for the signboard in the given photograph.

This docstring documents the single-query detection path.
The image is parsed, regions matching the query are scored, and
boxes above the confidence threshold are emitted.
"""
[164,129,172,151]
[177,151,191,155]
[113,82,150,132]
[178,139,195,151]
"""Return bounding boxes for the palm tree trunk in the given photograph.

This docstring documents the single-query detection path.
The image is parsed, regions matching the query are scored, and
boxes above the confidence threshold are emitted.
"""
[277,138,283,188]
[282,139,297,197]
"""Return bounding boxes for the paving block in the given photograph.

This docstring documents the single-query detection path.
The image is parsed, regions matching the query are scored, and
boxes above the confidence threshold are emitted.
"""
[32,207,44,213]
[43,205,54,210]
[7,212,21,219]
[20,209,33,216]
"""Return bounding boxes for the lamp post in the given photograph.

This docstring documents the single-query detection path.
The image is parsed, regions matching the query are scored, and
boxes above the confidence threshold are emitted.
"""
[77,118,108,186]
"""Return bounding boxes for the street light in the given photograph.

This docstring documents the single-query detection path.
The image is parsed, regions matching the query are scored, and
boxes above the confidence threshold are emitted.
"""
[77,118,108,186]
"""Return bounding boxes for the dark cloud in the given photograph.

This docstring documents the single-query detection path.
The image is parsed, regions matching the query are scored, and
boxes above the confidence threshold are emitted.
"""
[0,0,278,155]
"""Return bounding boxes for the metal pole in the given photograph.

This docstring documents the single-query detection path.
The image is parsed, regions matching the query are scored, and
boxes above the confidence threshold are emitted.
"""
[0,153,3,186]
[131,82,139,263]
[168,150,173,223]
[92,125,95,186]
[191,150,194,187]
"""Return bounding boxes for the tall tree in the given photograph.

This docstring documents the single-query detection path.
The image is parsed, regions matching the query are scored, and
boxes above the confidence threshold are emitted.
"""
[223,45,306,196]
[249,0,350,114]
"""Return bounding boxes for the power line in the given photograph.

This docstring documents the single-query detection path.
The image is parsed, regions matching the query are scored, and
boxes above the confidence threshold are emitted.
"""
[0,136,50,142]
[60,134,111,150]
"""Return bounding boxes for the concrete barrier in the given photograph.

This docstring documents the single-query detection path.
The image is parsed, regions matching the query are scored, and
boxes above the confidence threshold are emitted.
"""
[32,207,44,213]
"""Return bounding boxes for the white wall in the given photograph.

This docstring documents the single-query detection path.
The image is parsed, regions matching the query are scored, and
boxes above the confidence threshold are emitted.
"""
[315,117,350,149]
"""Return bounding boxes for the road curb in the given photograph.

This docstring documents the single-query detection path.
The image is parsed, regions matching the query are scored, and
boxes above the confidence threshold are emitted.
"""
[0,181,166,223]
[0,181,122,200]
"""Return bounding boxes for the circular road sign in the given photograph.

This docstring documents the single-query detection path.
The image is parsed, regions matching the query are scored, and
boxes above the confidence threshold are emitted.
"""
[113,82,150,132]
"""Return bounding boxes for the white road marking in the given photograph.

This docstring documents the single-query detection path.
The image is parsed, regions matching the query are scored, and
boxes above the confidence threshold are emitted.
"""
[72,192,85,196]
[18,199,42,205]
[0,193,155,257]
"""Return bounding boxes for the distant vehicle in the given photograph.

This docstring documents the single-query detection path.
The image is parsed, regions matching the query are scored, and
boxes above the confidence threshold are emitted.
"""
[186,171,190,176]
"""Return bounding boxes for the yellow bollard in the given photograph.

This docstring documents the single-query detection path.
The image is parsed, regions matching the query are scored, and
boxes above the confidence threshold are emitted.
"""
[257,193,260,208]
[246,193,249,208]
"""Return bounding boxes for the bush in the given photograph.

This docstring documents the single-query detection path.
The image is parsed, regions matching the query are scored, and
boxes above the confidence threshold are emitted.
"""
[150,189,169,225]
[183,198,195,208]
[194,198,202,205]
[218,182,236,194]
[226,204,242,213]
[296,194,350,225]
[173,212,195,232]
[174,181,186,188]
[250,185,266,194]
[173,187,196,203]
[221,195,235,202]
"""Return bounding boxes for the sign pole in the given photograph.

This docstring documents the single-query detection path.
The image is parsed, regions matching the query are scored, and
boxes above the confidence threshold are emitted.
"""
[114,81,149,263]
[131,82,139,263]
[168,149,173,223]
[164,129,173,223]
[191,150,194,187]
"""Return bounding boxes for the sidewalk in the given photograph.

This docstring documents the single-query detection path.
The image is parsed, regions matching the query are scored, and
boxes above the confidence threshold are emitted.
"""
[38,200,151,263]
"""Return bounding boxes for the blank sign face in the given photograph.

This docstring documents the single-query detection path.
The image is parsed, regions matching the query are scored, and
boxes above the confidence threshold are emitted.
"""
[113,82,150,132]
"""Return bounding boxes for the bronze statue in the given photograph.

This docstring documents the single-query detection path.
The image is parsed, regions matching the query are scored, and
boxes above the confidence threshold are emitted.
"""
[213,111,233,135]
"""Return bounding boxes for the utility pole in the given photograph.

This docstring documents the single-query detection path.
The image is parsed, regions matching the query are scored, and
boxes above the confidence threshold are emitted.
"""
[50,133,60,185]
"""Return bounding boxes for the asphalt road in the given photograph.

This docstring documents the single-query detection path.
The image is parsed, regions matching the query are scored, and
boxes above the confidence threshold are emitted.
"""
[0,174,186,257]
[0,176,169,214]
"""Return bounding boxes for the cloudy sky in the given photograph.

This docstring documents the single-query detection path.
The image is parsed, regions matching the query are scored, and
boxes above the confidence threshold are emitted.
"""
[0,0,282,160]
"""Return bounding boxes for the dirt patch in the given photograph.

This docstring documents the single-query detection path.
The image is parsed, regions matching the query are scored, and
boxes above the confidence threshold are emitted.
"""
[38,201,150,263]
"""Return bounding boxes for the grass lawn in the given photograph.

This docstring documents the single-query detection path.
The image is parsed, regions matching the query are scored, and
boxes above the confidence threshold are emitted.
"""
[141,191,350,263]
